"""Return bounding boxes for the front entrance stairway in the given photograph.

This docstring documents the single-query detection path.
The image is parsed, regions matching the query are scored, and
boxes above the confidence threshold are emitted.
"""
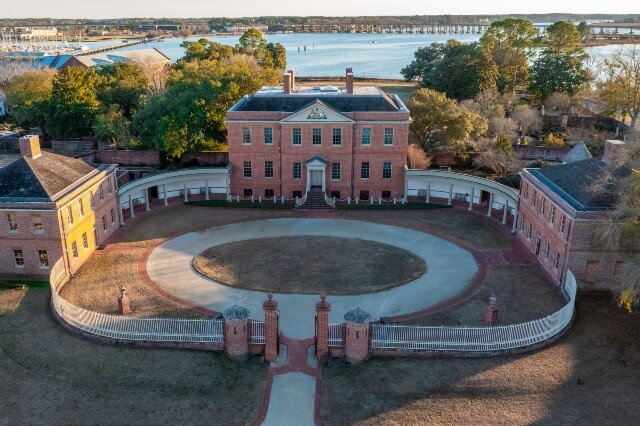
[298,187,334,209]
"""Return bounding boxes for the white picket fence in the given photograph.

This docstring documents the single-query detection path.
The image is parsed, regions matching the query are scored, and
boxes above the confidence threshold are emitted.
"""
[370,271,577,352]
[50,259,224,344]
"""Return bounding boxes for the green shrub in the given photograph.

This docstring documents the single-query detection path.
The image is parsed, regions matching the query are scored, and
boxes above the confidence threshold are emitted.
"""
[337,202,451,210]
[186,200,296,209]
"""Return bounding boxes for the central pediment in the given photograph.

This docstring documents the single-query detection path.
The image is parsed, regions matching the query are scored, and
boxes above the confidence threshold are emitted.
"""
[280,100,354,123]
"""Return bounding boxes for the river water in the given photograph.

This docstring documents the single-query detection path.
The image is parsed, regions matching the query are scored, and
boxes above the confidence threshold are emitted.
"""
[97,33,633,79]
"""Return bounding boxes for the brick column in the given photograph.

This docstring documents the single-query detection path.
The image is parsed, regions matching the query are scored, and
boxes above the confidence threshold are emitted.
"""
[315,293,331,360]
[224,305,250,361]
[344,308,371,364]
[263,292,279,363]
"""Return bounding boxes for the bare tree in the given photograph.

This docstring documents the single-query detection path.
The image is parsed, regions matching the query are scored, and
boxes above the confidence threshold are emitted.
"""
[601,47,640,128]
[510,105,543,136]
[135,57,170,97]
[473,137,518,174]
[0,60,33,91]
[545,91,573,113]
[407,144,432,169]
[488,117,518,141]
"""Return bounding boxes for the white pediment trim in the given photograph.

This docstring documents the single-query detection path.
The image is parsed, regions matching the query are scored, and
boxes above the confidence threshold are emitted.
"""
[280,101,354,123]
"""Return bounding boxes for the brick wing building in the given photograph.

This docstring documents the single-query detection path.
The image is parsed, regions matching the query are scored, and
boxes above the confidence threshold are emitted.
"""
[0,136,118,278]
[226,69,410,203]
[517,140,637,289]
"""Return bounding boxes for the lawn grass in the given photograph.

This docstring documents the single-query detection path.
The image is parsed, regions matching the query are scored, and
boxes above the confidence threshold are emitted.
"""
[192,236,427,295]
[0,279,49,288]
[0,287,267,425]
[321,294,640,424]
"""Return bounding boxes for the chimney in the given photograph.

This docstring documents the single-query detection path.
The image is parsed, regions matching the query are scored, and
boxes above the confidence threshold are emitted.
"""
[602,139,626,165]
[345,68,354,95]
[282,72,292,95]
[19,135,42,159]
[287,69,295,90]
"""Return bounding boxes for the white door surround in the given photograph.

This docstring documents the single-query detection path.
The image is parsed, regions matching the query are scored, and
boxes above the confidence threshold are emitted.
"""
[305,156,328,193]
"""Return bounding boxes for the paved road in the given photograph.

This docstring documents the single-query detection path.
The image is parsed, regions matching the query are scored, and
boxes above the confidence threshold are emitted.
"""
[147,218,477,339]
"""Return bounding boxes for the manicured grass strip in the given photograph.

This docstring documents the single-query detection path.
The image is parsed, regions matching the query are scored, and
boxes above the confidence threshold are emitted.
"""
[186,200,296,209]
[337,202,451,210]
[0,279,50,288]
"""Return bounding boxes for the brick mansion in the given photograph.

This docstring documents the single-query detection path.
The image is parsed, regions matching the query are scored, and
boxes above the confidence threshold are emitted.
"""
[0,69,637,292]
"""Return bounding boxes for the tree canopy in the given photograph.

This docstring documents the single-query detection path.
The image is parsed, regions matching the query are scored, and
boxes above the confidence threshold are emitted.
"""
[401,40,497,100]
[2,68,55,129]
[601,47,640,128]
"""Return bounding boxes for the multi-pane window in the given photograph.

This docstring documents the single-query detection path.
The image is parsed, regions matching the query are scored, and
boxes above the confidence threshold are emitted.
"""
[554,253,561,269]
[361,128,371,145]
[527,224,532,239]
[99,186,104,200]
[32,214,43,232]
[550,205,556,224]
[102,216,107,231]
[332,128,342,145]
[78,199,85,216]
[82,232,89,249]
[110,209,116,224]
[242,128,251,144]
[524,184,529,199]
[72,241,78,258]
[331,163,341,180]
[13,249,24,267]
[382,162,392,179]
[292,128,302,145]
[293,162,301,179]
[532,191,537,207]
[7,213,17,231]
[540,198,546,215]
[535,235,542,255]
[67,206,74,224]
[38,250,49,268]
[312,128,322,145]
[384,128,394,145]
[361,162,370,179]
[544,242,551,260]
[264,161,274,178]
[243,161,252,178]
[559,215,566,234]
[108,177,113,194]
[264,127,273,144]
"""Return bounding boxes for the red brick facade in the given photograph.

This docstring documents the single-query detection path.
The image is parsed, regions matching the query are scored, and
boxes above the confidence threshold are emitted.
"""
[344,322,370,364]
[226,74,410,200]
[224,318,250,360]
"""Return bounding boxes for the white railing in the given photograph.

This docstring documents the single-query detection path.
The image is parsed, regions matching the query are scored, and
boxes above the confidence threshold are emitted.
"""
[324,193,336,207]
[370,271,577,352]
[251,320,265,345]
[328,323,345,348]
[50,259,223,344]
[296,192,308,207]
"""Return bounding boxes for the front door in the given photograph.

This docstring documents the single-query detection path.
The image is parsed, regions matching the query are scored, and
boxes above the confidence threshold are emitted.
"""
[311,170,323,187]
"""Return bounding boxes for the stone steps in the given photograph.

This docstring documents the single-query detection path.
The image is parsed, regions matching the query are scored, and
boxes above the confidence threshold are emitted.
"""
[298,191,334,209]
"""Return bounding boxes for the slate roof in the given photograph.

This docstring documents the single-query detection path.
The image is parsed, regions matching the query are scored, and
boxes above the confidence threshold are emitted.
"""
[236,94,401,113]
[529,158,632,211]
[0,151,96,201]
[561,142,592,164]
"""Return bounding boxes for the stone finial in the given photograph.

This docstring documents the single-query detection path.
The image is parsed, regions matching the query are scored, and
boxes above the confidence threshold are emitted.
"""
[344,307,371,324]
[224,305,250,320]
[263,292,278,310]
[484,294,498,325]
[316,293,330,311]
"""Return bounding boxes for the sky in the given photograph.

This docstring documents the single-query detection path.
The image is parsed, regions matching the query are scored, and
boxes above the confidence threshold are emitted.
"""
[4,0,640,19]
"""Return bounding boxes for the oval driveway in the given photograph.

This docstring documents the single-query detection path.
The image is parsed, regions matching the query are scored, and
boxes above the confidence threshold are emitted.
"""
[147,218,478,339]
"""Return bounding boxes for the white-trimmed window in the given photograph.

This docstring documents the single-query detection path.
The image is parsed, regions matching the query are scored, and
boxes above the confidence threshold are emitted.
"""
[332,128,342,146]
[332,163,341,180]
[540,198,546,215]
[382,162,392,179]
[264,161,274,178]
[535,235,542,255]
[559,215,566,234]
[13,249,24,268]
[362,128,371,145]
[99,186,104,200]
[102,215,107,231]
[312,128,322,145]
[527,224,532,240]
[7,213,18,231]
[38,250,49,268]
[82,232,89,249]
[72,241,78,258]
[293,162,301,179]
[264,127,273,144]
[67,206,74,224]
[384,128,394,145]
[242,128,251,144]
[243,161,252,178]
[544,242,550,260]
[554,252,561,269]
[532,190,537,207]
[524,183,529,199]
[110,209,116,224]
[32,214,43,233]
[550,205,556,224]
[292,128,301,145]
[361,162,370,179]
